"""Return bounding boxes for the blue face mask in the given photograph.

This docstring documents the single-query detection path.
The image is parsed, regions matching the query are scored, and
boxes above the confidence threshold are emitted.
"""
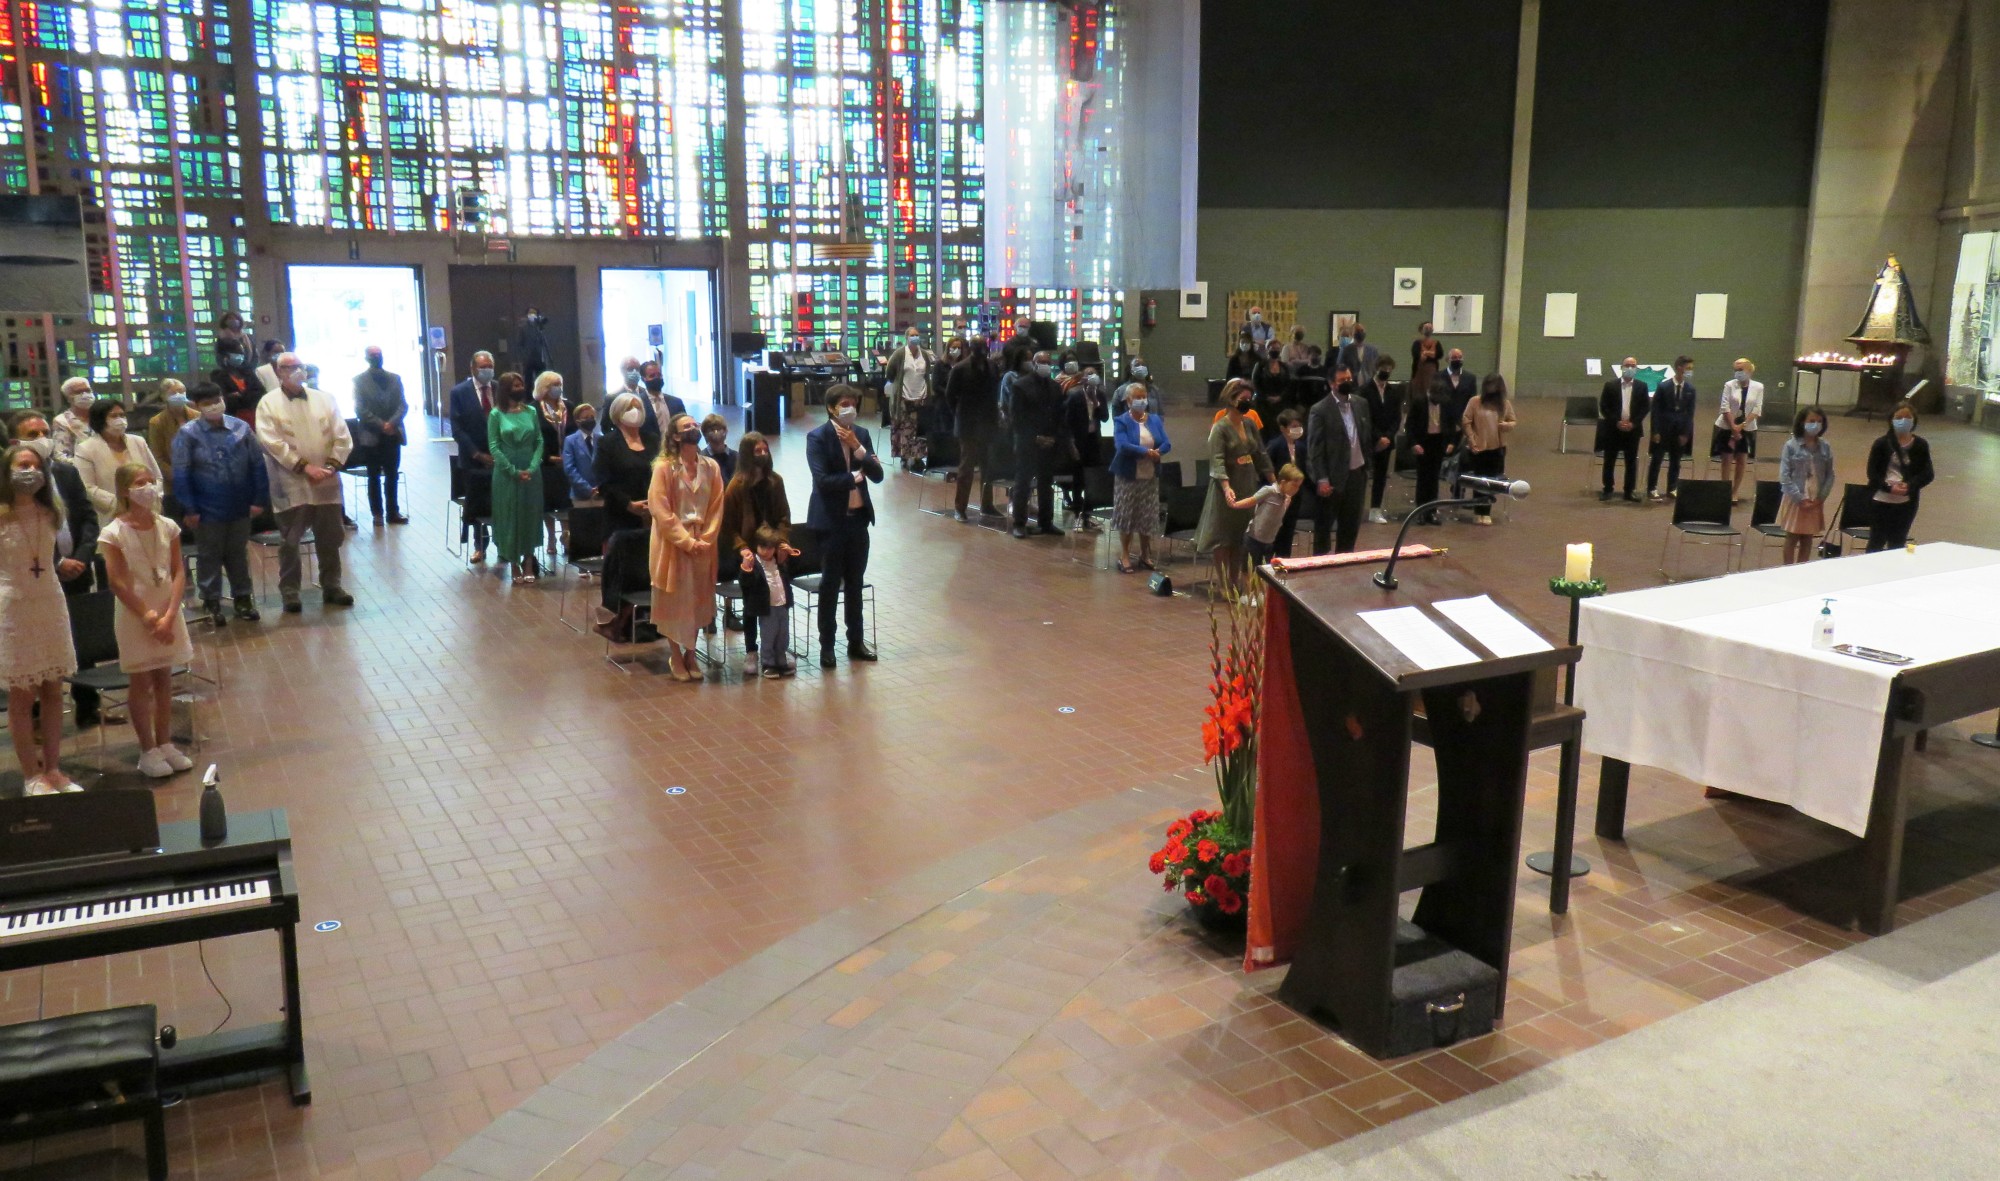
[1803,421,1822,437]
[1892,417,1913,435]
[167,394,189,408]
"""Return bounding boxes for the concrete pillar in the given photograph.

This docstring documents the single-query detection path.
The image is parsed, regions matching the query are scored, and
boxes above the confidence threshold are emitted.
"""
[1795,0,1964,367]
[1496,0,1540,389]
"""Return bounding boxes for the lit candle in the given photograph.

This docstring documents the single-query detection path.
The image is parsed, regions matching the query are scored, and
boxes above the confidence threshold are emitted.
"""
[1564,543,1593,583]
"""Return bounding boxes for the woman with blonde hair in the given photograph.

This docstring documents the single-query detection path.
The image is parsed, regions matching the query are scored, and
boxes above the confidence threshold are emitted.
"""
[1710,356,1764,503]
[0,441,80,793]
[99,462,194,779]
[532,370,572,556]
[648,412,724,682]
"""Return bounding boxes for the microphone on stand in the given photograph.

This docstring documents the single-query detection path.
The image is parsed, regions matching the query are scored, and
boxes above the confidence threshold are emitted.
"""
[1374,477,1531,590]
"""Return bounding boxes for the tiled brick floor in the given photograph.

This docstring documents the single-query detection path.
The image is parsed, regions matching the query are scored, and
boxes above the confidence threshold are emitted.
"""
[1,403,1997,1181]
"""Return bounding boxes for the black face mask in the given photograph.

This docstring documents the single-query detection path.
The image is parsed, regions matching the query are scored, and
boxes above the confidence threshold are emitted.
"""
[367,357,383,370]
[645,376,665,393]
[576,418,596,434]
[1337,380,1356,395]
[1376,371,1391,383]
[1234,398,1253,413]
[679,428,700,446]
[1449,361,1463,373]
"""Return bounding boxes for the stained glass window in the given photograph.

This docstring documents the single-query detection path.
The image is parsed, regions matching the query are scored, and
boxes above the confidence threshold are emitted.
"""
[0,0,248,398]
[251,0,729,237]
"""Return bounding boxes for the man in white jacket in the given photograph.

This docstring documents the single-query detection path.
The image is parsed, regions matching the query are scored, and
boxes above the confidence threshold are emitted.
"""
[255,353,354,613]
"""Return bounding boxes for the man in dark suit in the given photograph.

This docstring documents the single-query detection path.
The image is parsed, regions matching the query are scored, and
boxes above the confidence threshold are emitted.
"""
[353,347,409,525]
[1597,356,1649,502]
[449,350,497,559]
[1007,350,1066,539]
[1305,369,1374,555]
[1647,355,1698,500]
[806,385,884,669]
[1333,324,1379,392]
[638,358,686,448]
[10,411,102,726]
[1410,348,1475,508]
[513,306,550,384]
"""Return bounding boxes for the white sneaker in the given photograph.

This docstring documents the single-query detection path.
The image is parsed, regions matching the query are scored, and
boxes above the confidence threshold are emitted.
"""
[1474,516,1494,526]
[23,775,56,796]
[160,744,194,772]
[1366,509,1388,524]
[137,748,175,779]
[744,653,759,674]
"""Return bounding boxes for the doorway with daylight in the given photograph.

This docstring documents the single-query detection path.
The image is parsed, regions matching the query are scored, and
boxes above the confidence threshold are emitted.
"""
[600,269,716,412]
[285,264,429,435]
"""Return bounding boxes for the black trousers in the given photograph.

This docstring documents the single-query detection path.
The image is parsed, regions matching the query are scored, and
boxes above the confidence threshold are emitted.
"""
[1311,470,1367,555]
[1602,428,1641,494]
[1647,431,1688,493]
[1011,438,1055,531]
[817,515,871,648]
[1369,447,1393,509]
[1467,447,1506,516]
[1865,499,1918,552]
[1413,435,1448,507]
[367,445,402,518]
[954,427,995,513]
[458,463,491,549]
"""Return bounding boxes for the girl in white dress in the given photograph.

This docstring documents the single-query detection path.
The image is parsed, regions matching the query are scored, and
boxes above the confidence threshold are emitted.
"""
[0,443,80,793]
[99,463,194,779]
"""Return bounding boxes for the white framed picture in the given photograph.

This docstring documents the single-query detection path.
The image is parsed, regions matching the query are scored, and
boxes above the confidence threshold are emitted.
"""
[1692,293,1728,339]
[1543,292,1578,338]
[1433,293,1484,335]
[1392,267,1423,307]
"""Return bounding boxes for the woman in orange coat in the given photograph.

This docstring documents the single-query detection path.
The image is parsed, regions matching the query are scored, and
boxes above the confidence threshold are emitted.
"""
[648,412,725,682]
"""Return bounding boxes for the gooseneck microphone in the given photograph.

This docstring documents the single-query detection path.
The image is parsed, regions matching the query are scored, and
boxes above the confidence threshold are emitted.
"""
[1374,477,1531,590]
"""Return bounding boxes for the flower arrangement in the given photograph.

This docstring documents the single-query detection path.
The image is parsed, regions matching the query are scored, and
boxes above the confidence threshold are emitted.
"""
[1153,587,1264,923]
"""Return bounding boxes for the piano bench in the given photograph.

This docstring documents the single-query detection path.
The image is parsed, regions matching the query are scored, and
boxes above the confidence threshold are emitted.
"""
[0,1004,167,1180]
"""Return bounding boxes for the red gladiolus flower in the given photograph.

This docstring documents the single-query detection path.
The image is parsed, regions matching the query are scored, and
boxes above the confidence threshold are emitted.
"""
[1196,839,1220,863]
[1204,874,1228,897]
[1218,892,1243,915]
[1148,851,1166,875]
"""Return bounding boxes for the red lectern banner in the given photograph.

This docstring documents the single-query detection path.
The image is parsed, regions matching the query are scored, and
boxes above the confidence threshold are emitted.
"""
[1245,593,1317,971]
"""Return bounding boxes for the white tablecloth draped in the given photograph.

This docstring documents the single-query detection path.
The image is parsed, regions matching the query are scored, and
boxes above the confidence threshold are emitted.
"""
[1576,544,2000,836]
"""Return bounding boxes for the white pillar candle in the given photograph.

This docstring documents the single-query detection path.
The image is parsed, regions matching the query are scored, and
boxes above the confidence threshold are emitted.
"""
[1564,543,1592,582]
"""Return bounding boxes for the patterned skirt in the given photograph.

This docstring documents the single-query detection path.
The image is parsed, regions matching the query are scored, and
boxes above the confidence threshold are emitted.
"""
[1110,475,1161,537]
[891,397,928,463]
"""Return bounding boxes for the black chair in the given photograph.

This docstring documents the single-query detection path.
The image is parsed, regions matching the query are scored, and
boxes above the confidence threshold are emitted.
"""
[1748,479,1787,566]
[1159,460,1184,489]
[1160,483,1209,567]
[1193,459,1211,486]
[63,591,131,762]
[1559,396,1598,453]
[1066,466,1117,564]
[557,503,607,633]
[1834,482,1876,554]
[0,1005,168,1180]
[1658,479,1742,581]
[788,529,875,663]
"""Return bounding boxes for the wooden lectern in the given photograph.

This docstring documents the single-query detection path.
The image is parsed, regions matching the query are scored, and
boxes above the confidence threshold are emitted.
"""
[1255,559,1578,1058]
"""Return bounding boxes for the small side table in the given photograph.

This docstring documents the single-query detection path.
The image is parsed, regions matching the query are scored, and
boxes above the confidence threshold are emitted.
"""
[1527,578,1606,889]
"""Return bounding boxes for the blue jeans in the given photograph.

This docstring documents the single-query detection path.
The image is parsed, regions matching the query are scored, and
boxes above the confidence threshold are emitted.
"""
[760,609,789,670]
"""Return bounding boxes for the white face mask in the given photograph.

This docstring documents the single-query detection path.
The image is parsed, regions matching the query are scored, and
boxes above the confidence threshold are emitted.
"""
[1285,426,1304,441]
[21,438,53,463]
[1128,397,1147,413]
[199,405,225,423]
[618,408,643,428]
[70,393,93,413]
[104,417,127,440]
[834,405,858,426]
[129,484,159,509]
[1735,370,1750,384]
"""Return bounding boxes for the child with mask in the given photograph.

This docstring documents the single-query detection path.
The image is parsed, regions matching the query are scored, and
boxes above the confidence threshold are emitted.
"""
[99,463,195,779]
[0,439,80,793]
[739,524,796,679]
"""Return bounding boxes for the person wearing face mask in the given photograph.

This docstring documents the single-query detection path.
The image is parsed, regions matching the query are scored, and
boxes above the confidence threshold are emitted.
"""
[172,384,267,626]
[449,351,500,560]
[635,358,686,447]
[1410,321,1442,406]
[353,346,410,526]
[1280,326,1313,372]
[1225,333,1260,382]
[934,337,966,441]
[1112,357,1156,419]
[1334,325,1378,391]
[514,305,551,385]
[1597,356,1650,503]
[0,439,81,793]
[1775,407,1835,565]
[699,414,736,484]
[1265,409,1311,558]
[1195,378,1276,586]
[1359,358,1400,523]
[1710,357,1764,504]
[1305,369,1373,554]
[646,412,723,681]
[254,339,288,394]
[1109,379,1172,573]
[1411,349,1474,510]
[884,328,932,469]
[99,463,195,779]
[256,352,355,612]
[946,337,1001,520]
[1647,355,1698,501]
[211,339,260,423]
[9,413,101,735]
[1865,402,1932,553]
[75,398,164,529]
[720,431,794,673]
[1460,374,1517,524]
[1252,350,1292,441]
[1241,307,1273,348]
[146,380,198,500]
[532,372,572,557]
[1007,351,1066,540]
[52,378,94,460]
[805,387,883,667]
[487,372,545,584]
[562,401,601,504]
[215,310,251,361]
[1062,368,1109,495]
[593,391,661,641]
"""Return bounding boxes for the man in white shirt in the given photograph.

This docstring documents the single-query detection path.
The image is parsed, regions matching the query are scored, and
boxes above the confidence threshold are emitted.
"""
[1596,356,1649,502]
[255,353,355,612]
[51,377,95,459]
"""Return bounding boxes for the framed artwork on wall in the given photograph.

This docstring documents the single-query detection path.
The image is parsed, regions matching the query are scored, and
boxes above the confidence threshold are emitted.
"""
[1392,267,1423,307]
[1226,290,1298,351]
[1328,310,1359,350]
[1433,293,1484,335]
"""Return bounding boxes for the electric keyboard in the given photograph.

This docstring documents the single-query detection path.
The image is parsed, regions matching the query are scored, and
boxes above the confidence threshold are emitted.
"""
[0,807,309,1105]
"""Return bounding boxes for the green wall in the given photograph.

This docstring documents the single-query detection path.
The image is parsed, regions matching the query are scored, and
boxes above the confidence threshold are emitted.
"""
[1516,208,1812,393]
[1138,208,1508,397]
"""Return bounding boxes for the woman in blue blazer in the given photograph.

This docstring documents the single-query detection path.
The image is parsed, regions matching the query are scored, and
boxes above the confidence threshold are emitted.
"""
[1108,383,1172,573]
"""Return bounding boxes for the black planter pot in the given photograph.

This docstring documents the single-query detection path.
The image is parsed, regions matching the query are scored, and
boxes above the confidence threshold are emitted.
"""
[1189,900,1247,935]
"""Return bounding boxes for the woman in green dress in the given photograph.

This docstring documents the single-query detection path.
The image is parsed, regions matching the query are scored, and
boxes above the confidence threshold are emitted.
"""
[488,372,545,583]
[1194,377,1274,590]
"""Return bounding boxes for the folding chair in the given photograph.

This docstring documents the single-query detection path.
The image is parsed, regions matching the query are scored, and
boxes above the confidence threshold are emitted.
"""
[1833,483,1877,554]
[787,528,875,662]
[61,592,203,768]
[556,503,607,633]
[1160,483,1210,573]
[1064,466,1117,565]
[1658,479,1742,581]
[1559,396,1599,454]
[1748,479,1787,567]
[250,528,314,602]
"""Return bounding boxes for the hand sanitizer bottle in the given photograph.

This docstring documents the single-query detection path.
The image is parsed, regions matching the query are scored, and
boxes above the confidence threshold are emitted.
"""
[1812,598,1836,650]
